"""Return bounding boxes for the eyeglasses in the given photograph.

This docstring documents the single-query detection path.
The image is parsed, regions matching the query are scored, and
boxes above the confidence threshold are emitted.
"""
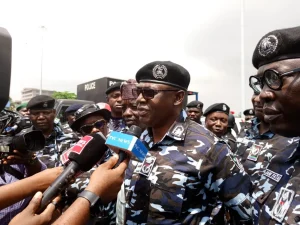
[132,87,178,100]
[79,119,106,135]
[250,67,300,92]
[249,76,262,95]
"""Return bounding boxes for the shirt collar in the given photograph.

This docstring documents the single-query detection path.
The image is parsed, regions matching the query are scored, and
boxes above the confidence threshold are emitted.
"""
[246,117,275,139]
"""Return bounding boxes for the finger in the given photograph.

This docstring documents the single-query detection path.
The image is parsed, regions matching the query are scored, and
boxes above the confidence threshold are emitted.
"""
[103,154,119,169]
[26,192,43,214]
[39,201,56,222]
[115,157,130,174]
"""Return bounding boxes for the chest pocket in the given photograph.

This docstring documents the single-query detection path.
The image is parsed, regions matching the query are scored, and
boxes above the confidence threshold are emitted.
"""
[148,167,188,218]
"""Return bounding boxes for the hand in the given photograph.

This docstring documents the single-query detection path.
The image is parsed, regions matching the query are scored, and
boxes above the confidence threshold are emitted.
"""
[85,154,129,204]
[9,192,61,225]
[31,167,64,191]
[1,150,35,165]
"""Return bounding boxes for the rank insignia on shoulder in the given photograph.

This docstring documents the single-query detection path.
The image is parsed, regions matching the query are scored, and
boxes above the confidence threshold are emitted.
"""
[170,124,185,139]
[271,187,295,223]
[139,156,156,177]
[247,144,263,162]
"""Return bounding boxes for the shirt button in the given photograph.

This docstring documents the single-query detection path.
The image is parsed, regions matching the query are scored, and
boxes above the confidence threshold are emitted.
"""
[295,216,300,222]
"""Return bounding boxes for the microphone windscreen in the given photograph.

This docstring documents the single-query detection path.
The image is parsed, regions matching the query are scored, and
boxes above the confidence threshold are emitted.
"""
[0,28,11,111]
[68,133,107,171]
[126,125,142,137]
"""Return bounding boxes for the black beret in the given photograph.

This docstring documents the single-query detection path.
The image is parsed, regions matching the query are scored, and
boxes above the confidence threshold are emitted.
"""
[243,108,255,116]
[65,104,83,114]
[252,26,300,69]
[203,103,230,117]
[105,82,122,95]
[71,103,111,132]
[136,61,190,91]
[27,95,55,110]
[186,100,203,109]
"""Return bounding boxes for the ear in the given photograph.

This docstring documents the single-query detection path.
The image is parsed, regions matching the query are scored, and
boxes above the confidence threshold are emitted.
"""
[173,90,185,106]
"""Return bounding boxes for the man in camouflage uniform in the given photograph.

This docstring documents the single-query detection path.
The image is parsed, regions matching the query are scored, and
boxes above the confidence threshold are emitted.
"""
[106,82,126,133]
[122,61,253,224]
[249,26,300,224]
[27,95,76,168]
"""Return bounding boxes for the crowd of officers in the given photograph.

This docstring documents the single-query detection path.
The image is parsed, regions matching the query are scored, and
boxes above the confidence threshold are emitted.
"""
[1,25,300,225]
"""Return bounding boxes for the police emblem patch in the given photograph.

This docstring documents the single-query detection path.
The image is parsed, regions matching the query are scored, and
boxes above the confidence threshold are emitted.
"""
[152,64,168,79]
[171,124,185,138]
[258,35,278,57]
[43,102,48,108]
[223,104,227,111]
[247,144,263,162]
[271,187,295,222]
[139,156,156,177]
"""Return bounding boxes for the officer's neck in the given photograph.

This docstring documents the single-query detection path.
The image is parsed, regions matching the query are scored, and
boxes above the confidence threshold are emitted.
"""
[42,124,55,137]
[259,120,270,135]
[152,117,177,143]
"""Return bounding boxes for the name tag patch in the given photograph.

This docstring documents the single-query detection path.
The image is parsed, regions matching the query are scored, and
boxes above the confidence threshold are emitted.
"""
[139,156,156,177]
[264,169,283,183]
[247,144,263,161]
[271,187,295,223]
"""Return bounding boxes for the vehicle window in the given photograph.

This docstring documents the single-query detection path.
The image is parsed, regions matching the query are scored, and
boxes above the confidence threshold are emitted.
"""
[58,105,69,124]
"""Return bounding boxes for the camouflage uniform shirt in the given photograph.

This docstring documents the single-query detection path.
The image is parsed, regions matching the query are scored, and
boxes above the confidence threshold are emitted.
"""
[36,123,77,168]
[108,117,126,133]
[123,111,253,224]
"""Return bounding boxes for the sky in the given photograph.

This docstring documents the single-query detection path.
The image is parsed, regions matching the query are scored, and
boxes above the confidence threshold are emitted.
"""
[0,0,299,114]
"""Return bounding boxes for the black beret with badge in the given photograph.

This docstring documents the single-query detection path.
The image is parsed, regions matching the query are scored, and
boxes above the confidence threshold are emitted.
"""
[105,82,122,95]
[27,95,55,110]
[136,61,190,91]
[243,108,255,116]
[203,103,230,117]
[186,100,203,109]
[252,26,300,69]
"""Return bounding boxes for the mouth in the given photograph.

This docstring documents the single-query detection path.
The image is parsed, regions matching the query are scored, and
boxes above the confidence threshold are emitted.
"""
[125,120,136,125]
[115,105,122,109]
[263,106,282,122]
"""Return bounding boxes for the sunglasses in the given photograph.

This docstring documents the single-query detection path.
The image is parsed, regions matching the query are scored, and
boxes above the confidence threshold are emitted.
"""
[249,67,300,93]
[79,119,106,135]
[132,87,178,100]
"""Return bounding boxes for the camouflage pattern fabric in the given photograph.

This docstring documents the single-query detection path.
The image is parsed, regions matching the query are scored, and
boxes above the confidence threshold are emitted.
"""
[123,111,253,224]
[36,124,77,168]
[108,118,126,133]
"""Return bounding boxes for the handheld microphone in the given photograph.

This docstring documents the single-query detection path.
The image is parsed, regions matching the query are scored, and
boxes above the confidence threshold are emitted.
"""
[39,132,108,212]
[0,27,11,111]
[105,125,148,168]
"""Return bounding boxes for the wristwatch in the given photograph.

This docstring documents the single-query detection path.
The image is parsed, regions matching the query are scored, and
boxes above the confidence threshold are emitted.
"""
[78,190,102,208]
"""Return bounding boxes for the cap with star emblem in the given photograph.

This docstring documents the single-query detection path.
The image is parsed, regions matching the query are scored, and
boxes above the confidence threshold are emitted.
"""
[243,108,255,116]
[186,100,203,109]
[136,61,190,90]
[203,103,230,117]
[252,26,300,69]
[27,95,55,110]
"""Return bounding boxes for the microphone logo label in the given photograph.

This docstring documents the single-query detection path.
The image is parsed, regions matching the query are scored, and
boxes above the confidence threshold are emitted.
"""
[70,135,94,155]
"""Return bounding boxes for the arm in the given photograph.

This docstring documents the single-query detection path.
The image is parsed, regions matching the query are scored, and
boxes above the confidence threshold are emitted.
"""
[0,167,63,210]
[53,155,128,225]
[212,142,253,222]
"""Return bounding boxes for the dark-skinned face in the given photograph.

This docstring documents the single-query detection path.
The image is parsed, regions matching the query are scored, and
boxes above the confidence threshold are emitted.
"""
[259,58,300,137]
[29,109,56,133]
[121,99,140,127]
[107,90,122,116]
[251,94,264,121]
[205,112,228,137]
[78,114,108,136]
[136,83,183,128]
[187,107,202,122]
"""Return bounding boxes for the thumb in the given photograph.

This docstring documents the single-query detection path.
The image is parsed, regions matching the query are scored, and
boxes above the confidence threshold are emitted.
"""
[104,154,119,168]
[27,192,43,214]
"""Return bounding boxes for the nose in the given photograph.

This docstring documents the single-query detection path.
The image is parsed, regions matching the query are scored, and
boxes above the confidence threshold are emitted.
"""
[136,92,146,104]
[259,86,275,104]
[123,108,132,118]
[215,120,221,126]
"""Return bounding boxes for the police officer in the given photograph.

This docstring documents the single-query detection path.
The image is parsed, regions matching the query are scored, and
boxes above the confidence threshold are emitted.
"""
[122,61,252,224]
[225,113,237,141]
[243,109,255,122]
[61,104,83,137]
[16,102,29,117]
[250,26,300,225]
[27,95,76,168]
[186,100,203,124]
[105,82,126,132]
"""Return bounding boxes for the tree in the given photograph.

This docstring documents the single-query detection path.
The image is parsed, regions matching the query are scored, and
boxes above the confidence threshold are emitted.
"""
[52,91,77,99]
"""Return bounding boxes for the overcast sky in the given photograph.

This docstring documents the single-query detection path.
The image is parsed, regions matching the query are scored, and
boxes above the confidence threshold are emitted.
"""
[0,0,299,114]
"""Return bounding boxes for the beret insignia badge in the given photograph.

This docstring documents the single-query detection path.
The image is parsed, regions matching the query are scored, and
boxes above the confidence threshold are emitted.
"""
[43,102,48,108]
[152,64,168,79]
[258,35,278,57]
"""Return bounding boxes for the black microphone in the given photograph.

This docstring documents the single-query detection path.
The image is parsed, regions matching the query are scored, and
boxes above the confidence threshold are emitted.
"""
[39,132,108,212]
[0,27,11,111]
